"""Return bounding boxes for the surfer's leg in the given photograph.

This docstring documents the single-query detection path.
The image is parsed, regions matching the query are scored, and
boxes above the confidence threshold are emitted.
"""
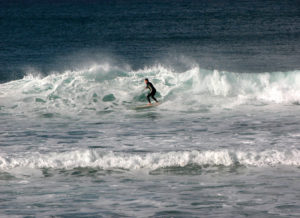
[151,92,158,102]
[152,95,158,102]
[147,93,151,103]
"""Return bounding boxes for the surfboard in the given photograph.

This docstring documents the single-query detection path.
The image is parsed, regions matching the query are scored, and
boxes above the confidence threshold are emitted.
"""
[134,102,161,110]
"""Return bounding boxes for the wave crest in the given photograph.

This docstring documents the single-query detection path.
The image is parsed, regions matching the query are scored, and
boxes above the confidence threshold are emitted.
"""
[0,63,300,116]
[1,149,299,172]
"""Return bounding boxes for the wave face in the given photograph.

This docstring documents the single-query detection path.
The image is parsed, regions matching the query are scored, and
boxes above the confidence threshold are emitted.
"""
[1,149,299,172]
[0,63,300,117]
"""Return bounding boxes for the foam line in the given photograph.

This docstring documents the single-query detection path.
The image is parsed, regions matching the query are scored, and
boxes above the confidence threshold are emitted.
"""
[0,149,299,171]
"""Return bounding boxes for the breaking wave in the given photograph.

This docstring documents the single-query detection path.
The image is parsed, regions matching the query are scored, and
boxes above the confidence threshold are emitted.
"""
[0,62,300,117]
[0,149,299,172]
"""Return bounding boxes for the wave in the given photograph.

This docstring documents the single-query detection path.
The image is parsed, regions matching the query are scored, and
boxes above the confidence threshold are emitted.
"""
[0,62,300,116]
[0,149,299,172]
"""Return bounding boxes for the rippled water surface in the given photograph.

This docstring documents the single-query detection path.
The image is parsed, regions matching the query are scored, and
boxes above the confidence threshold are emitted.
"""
[1,0,300,217]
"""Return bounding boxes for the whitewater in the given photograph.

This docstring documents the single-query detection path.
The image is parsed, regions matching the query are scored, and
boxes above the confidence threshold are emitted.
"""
[1,62,300,217]
[1,63,300,116]
[1,0,300,216]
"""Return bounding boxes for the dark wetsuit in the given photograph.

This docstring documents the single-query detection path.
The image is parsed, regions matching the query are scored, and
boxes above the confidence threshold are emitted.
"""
[146,82,158,103]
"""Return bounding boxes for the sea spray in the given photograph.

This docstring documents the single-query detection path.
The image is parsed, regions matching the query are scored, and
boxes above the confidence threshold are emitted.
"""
[1,63,300,118]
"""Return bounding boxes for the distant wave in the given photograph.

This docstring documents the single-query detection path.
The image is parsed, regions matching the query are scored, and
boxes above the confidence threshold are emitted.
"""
[1,149,299,172]
[0,62,300,116]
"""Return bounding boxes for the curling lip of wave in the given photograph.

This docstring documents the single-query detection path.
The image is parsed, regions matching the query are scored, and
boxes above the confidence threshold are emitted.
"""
[0,64,300,115]
[0,149,299,171]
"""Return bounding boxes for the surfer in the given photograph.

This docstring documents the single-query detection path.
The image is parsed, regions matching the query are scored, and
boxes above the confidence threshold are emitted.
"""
[144,78,158,105]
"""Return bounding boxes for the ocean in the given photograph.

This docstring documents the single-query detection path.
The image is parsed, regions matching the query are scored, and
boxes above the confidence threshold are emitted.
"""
[0,0,300,217]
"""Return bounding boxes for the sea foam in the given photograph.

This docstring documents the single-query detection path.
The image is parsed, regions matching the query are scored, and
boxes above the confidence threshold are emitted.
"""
[0,149,299,171]
[0,63,300,116]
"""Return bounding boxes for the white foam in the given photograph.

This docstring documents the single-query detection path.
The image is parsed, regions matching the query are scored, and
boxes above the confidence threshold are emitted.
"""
[0,149,299,171]
[1,63,300,116]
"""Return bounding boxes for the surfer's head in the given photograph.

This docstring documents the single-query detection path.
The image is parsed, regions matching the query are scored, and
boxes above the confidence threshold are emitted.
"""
[144,78,149,84]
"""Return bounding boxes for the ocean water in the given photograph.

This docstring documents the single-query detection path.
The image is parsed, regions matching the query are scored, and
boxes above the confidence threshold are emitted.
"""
[1,0,300,217]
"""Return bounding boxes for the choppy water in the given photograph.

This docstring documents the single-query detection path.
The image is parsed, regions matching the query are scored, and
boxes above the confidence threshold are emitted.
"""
[1,0,300,217]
